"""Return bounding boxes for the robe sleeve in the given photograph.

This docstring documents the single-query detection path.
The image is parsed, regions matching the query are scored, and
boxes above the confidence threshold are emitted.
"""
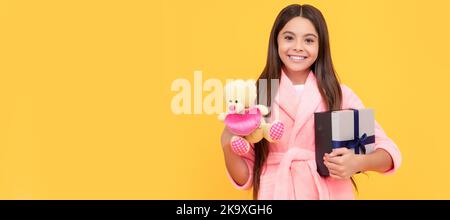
[341,85,402,174]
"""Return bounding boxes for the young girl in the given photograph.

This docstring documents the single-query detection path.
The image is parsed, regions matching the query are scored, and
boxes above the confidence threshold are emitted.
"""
[221,4,402,200]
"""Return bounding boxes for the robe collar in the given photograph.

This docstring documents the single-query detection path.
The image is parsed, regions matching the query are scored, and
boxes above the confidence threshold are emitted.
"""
[274,69,322,146]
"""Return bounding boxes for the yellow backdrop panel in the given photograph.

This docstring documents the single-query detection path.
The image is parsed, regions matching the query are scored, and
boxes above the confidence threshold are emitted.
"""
[0,0,449,199]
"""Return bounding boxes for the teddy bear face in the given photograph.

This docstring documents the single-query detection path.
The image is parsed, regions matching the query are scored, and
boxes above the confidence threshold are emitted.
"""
[224,80,257,114]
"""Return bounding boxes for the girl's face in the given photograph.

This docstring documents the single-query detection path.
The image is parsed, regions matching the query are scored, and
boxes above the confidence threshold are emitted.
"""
[277,16,319,75]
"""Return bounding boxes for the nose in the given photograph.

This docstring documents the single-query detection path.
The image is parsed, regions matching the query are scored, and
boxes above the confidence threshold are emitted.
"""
[294,40,304,52]
[229,105,236,112]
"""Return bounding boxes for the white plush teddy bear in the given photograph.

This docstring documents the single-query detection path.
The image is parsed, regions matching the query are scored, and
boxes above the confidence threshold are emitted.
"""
[219,79,284,156]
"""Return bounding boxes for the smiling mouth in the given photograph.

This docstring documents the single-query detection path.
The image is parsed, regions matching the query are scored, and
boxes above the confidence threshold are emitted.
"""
[288,55,307,61]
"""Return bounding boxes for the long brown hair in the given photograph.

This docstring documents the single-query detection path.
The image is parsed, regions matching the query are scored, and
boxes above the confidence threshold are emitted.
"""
[253,4,343,199]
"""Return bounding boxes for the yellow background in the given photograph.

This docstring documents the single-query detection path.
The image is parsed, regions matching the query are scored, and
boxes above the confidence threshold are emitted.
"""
[1,0,449,199]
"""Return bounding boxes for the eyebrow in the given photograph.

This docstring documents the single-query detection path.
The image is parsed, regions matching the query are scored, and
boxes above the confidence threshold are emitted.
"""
[282,31,318,38]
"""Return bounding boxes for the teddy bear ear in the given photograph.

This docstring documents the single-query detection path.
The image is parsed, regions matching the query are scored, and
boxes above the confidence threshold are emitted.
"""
[246,79,256,86]
[247,80,257,92]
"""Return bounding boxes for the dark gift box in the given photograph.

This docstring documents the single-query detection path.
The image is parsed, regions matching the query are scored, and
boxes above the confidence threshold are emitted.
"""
[314,109,375,176]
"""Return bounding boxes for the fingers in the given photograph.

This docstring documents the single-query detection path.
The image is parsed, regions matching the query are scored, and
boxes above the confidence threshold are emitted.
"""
[323,147,355,180]
[328,147,349,157]
[328,167,348,180]
[324,160,341,172]
[324,154,343,165]
[324,160,345,178]
[329,173,345,180]
[324,160,350,180]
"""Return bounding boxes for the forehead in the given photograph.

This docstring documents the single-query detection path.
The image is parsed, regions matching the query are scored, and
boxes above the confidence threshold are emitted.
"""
[280,17,317,36]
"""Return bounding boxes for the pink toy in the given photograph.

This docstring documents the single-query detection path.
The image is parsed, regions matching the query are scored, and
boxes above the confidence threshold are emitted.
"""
[219,80,285,155]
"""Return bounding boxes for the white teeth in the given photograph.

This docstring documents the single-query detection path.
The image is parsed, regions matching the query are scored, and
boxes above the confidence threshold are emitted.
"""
[289,55,306,60]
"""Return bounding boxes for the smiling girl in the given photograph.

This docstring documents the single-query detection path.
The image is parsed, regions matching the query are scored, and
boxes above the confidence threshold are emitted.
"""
[221,4,401,200]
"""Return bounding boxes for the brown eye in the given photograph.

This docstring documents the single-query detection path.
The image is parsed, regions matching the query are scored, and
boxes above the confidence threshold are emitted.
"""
[305,38,315,44]
[235,100,238,103]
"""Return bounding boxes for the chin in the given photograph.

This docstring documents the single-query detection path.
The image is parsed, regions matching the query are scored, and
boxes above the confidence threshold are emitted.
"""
[284,65,310,74]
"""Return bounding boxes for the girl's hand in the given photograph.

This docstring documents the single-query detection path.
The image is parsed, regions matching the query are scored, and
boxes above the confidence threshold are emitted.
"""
[323,147,363,180]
